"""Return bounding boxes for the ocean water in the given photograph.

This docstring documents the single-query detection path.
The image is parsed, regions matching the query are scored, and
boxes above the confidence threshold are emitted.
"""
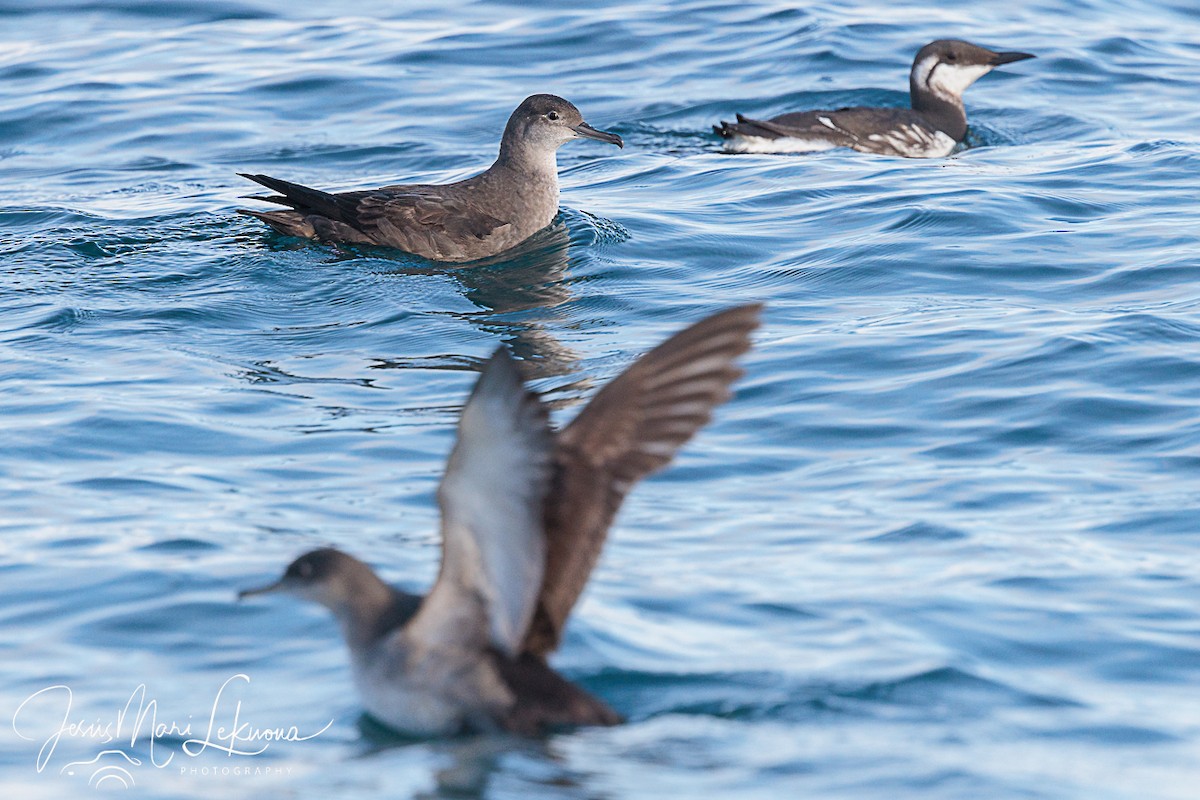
[3,0,1200,796]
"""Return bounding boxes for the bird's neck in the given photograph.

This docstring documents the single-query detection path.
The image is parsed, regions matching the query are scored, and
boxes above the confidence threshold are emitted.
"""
[494,140,561,185]
[910,84,968,140]
[332,574,409,650]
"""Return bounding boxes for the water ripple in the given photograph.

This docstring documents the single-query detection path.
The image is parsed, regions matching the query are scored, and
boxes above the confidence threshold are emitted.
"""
[2,1,1200,798]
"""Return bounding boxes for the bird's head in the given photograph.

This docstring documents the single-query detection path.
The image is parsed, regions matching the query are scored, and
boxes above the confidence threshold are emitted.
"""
[911,39,1035,103]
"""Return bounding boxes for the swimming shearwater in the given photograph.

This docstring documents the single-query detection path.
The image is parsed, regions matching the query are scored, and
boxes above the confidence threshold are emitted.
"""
[714,39,1035,158]
[237,94,622,262]
[239,304,762,736]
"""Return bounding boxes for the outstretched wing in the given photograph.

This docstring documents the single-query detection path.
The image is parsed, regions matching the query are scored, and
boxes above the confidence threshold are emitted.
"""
[406,349,553,658]
[522,304,762,656]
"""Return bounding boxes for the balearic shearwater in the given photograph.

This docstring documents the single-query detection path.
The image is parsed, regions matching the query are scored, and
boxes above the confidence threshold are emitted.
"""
[239,305,762,736]
[714,40,1035,158]
[237,94,622,262]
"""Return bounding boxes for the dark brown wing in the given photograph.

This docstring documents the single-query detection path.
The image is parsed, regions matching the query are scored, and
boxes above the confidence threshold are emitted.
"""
[353,191,508,251]
[522,304,762,656]
[238,173,508,254]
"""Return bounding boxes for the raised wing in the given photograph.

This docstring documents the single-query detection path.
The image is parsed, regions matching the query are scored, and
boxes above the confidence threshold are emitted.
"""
[406,348,553,658]
[522,304,762,656]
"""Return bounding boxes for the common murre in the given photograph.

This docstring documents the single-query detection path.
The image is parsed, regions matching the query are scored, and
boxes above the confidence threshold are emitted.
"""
[238,94,622,262]
[714,39,1035,158]
[239,305,761,736]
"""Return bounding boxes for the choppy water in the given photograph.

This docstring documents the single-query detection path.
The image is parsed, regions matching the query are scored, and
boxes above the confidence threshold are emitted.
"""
[3,0,1200,797]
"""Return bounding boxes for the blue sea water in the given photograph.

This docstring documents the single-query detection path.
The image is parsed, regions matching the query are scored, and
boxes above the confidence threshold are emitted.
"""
[2,0,1200,796]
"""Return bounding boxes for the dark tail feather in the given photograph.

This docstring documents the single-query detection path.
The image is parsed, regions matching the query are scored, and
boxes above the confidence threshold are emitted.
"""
[237,173,356,224]
[716,115,787,141]
[714,115,781,141]
[495,652,622,735]
[239,193,294,206]
[236,208,315,238]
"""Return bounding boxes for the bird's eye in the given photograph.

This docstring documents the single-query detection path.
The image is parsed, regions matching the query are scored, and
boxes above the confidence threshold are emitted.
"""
[946,53,958,62]
[547,111,560,121]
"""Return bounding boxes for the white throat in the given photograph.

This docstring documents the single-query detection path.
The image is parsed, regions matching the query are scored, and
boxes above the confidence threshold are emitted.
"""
[920,58,993,103]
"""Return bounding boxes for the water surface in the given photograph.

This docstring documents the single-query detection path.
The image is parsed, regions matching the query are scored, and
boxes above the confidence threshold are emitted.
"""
[2,1,1200,797]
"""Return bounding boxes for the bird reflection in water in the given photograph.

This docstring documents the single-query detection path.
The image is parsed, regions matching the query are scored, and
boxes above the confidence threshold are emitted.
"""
[372,217,594,401]
[355,714,598,799]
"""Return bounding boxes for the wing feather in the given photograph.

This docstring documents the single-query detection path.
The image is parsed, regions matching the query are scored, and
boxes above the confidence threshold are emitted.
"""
[407,349,553,658]
[522,305,762,656]
[237,173,510,255]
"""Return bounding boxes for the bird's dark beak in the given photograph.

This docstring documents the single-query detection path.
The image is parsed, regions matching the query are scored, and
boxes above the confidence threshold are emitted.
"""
[990,51,1036,66]
[573,122,623,148]
[237,578,285,600]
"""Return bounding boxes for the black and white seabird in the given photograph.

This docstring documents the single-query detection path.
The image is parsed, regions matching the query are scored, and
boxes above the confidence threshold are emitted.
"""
[238,94,623,262]
[239,305,761,736]
[714,39,1035,158]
